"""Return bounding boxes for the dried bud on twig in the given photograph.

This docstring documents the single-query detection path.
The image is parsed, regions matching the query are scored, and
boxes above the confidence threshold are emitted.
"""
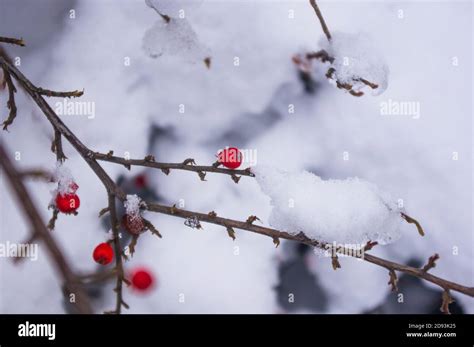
[227,226,236,241]
[331,255,341,270]
[246,215,260,224]
[422,253,440,272]
[388,269,398,292]
[441,290,454,314]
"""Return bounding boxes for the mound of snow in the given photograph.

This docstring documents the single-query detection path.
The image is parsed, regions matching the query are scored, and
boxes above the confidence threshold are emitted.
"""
[253,166,402,245]
[320,31,389,95]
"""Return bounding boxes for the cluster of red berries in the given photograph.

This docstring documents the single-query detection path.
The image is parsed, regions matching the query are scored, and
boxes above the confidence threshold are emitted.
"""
[92,242,154,291]
[71,148,243,294]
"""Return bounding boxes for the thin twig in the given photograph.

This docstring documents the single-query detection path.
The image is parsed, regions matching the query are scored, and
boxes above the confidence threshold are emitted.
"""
[0,140,93,313]
[309,0,331,41]
[93,151,254,179]
[52,129,67,162]
[0,36,25,46]
[2,68,17,130]
[34,86,83,98]
[144,201,474,298]
[107,194,127,314]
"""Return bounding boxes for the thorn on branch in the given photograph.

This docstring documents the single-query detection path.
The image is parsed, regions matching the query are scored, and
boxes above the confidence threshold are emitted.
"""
[388,269,398,292]
[204,57,211,69]
[197,171,206,181]
[422,253,440,273]
[331,255,341,270]
[122,276,131,286]
[128,235,139,257]
[227,226,236,241]
[401,213,425,236]
[208,211,217,218]
[273,237,280,248]
[246,215,260,224]
[243,167,255,177]
[161,167,170,175]
[364,241,378,252]
[121,299,130,310]
[182,158,196,166]
[98,207,110,218]
[170,204,177,214]
[306,49,334,63]
[440,289,454,314]
[106,150,114,158]
[47,209,59,230]
[231,174,240,184]
[212,160,221,168]
[143,218,162,238]
[2,69,17,131]
[158,12,171,23]
[144,154,155,162]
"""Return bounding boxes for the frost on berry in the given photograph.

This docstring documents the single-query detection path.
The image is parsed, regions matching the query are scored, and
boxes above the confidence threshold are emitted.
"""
[123,195,147,235]
[50,162,80,213]
[53,162,78,195]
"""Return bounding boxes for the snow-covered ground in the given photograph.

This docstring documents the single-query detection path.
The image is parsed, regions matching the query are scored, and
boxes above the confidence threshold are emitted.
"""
[0,0,472,313]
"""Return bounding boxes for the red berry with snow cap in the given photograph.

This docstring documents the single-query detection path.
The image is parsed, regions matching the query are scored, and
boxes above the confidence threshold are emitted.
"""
[56,193,80,214]
[93,243,114,265]
[218,147,242,169]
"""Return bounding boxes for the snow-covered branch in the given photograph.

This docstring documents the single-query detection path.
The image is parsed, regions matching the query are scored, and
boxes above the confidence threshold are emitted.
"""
[1,35,472,316]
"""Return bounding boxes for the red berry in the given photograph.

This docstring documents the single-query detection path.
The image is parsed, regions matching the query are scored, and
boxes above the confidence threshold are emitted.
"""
[93,243,114,265]
[131,268,154,292]
[55,193,80,214]
[134,174,147,188]
[218,147,243,169]
[122,214,145,235]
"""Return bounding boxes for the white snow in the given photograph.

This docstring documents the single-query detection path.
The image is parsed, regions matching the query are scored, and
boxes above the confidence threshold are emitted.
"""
[124,194,145,217]
[53,162,76,196]
[253,166,403,245]
[0,0,472,314]
[320,31,389,95]
[143,17,209,62]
